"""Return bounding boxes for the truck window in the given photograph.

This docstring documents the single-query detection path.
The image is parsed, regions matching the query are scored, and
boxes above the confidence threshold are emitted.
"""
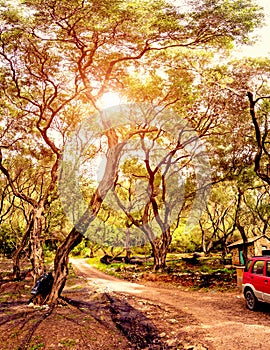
[252,260,265,275]
[266,261,270,277]
[244,260,252,272]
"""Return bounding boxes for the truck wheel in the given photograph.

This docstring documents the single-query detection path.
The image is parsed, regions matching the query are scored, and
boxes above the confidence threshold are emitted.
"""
[245,289,258,311]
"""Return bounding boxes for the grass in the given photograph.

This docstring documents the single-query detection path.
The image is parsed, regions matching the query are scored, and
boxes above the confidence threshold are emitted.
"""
[85,257,126,277]
[84,253,237,292]
[86,254,235,275]
[59,339,77,347]
[29,343,45,350]
[27,336,45,350]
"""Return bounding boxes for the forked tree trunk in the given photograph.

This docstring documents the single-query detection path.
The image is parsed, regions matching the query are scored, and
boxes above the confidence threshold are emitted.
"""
[150,230,172,271]
[152,246,167,271]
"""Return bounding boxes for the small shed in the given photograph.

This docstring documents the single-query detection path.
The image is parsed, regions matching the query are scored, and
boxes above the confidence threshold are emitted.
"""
[228,235,270,265]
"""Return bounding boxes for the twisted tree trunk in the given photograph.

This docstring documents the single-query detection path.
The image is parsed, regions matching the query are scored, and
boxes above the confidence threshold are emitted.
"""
[48,132,125,304]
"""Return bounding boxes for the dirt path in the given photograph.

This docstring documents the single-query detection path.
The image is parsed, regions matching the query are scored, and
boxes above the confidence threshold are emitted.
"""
[70,258,270,350]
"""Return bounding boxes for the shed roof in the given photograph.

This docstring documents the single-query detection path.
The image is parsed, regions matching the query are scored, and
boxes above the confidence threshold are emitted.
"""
[228,235,270,249]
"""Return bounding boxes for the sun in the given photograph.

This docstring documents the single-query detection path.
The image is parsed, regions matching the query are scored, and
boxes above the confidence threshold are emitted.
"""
[98,92,121,108]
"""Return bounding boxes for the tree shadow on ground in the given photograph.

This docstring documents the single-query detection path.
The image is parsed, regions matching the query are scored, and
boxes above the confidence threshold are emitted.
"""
[0,289,168,350]
[0,301,53,350]
[0,292,116,349]
[66,292,167,349]
[106,293,166,349]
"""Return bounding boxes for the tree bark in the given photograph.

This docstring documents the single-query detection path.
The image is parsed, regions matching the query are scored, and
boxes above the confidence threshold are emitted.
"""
[235,189,248,264]
[236,220,248,264]
[12,216,33,280]
[48,134,125,304]
[29,208,45,283]
[125,227,131,262]
[149,229,172,271]
[151,243,167,271]
[48,227,82,303]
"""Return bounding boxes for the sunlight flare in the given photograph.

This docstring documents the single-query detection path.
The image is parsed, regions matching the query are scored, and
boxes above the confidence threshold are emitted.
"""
[98,92,121,108]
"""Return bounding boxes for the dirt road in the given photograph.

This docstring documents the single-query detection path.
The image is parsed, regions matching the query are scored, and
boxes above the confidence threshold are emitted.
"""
[70,258,270,350]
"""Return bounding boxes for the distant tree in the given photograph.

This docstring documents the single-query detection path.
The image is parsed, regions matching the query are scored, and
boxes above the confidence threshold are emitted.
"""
[199,182,238,255]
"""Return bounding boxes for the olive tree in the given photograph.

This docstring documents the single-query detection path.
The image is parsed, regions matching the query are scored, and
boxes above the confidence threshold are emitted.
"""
[0,0,264,302]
